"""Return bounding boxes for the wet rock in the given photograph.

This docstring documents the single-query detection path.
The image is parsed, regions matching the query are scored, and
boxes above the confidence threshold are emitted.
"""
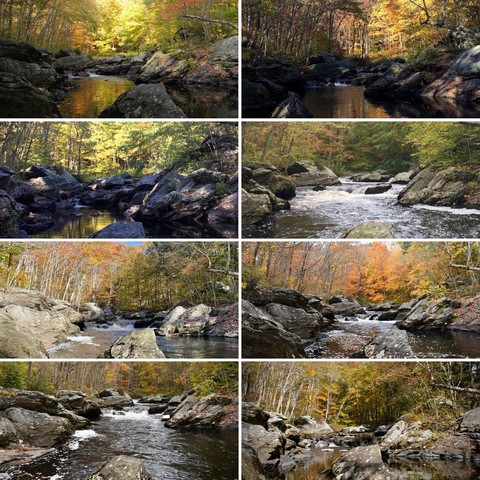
[390,169,420,184]
[165,394,232,428]
[86,455,152,480]
[305,52,356,82]
[56,390,101,420]
[341,221,395,239]
[0,72,60,118]
[96,389,134,408]
[271,96,313,118]
[397,167,474,207]
[0,40,47,64]
[91,222,146,238]
[245,286,315,311]
[24,165,80,193]
[331,445,393,479]
[352,329,415,358]
[0,57,57,87]
[351,171,392,182]
[242,300,306,358]
[99,83,187,118]
[396,297,460,330]
[0,190,27,237]
[103,329,166,359]
[245,161,296,200]
[286,162,341,188]
[365,183,392,194]
[242,443,267,480]
[207,191,238,238]
[53,49,92,72]
[5,407,74,447]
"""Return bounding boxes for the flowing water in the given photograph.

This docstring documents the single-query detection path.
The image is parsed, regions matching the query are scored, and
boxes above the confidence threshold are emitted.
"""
[48,320,238,359]
[299,85,480,118]
[305,315,480,359]
[57,75,135,118]
[244,179,480,239]
[283,447,480,479]
[57,75,237,118]
[1,404,238,480]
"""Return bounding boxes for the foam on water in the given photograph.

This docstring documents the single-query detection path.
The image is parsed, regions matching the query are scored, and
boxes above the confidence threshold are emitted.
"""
[67,336,99,345]
[72,429,99,440]
[413,204,480,216]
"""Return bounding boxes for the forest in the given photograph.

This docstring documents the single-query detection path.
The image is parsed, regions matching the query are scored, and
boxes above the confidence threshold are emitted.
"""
[0,361,238,398]
[243,0,480,61]
[0,121,237,179]
[243,361,480,430]
[242,122,480,175]
[243,241,480,304]
[0,241,238,311]
[0,0,238,55]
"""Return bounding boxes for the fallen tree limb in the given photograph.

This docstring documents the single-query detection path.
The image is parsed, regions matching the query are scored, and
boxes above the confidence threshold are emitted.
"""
[432,383,480,395]
[448,263,480,272]
[181,14,238,31]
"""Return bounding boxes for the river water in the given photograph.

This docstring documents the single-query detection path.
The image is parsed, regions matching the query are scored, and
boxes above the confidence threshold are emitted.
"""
[57,75,237,118]
[244,179,480,239]
[305,315,480,359]
[283,446,480,479]
[300,85,480,118]
[1,404,238,480]
[47,320,238,359]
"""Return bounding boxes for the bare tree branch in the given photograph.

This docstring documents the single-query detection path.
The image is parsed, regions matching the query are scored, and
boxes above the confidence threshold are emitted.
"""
[181,14,238,31]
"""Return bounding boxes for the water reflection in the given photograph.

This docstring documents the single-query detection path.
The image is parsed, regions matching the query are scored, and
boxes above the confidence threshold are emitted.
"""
[58,76,135,118]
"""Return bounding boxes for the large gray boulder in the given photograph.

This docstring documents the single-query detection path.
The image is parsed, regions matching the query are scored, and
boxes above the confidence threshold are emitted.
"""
[398,167,475,206]
[97,389,134,408]
[24,165,80,193]
[86,455,152,480]
[91,222,146,239]
[53,49,92,71]
[242,423,286,464]
[341,221,395,239]
[271,96,313,118]
[246,162,296,200]
[242,300,306,358]
[137,50,189,83]
[156,304,212,336]
[458,407,480,439]
[331,445,393,479]
[380,420,433,453]
[99,83,186,118]
[79,302,105,322]
[396,297,460,330]
[327,295,364,315]
[292,415,333,437]
[242,189,272,225]
[353,329,415,358]
[56,390,101,419]
[0,416,17,447]
[5,407,74,447]
[286,162,340,187]
[165,394,232,428]
[242,443,267,480]
[103,329,166,359]
[304,52,356,82]
[265,303,322,339]
[0,57,57,87]
[0,189,28,237]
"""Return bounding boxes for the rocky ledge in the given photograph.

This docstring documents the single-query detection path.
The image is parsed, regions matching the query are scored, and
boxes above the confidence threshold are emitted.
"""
[242,403,480,479]
[0,135,238,239]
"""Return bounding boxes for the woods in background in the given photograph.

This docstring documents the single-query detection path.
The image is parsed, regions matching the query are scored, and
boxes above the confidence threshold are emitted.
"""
[242,122,480,175]
[0,361,238,397]
[0,242,238,310]
[0,0,237,54]
[0,122,237,179]
[243,0,480,61]
[243,362,480,430]
[243,242,480,304]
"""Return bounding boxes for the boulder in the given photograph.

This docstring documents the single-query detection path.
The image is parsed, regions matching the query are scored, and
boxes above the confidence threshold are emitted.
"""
[245,286,315,311]
[380,420,433,453]
[305,53,356,82]
[165,394,232,428]
[292,415,333,437]
[341,221,395,239]
[351,171,393,183]
[91,222,146,239]
[331,445,393,479]
[103,329,166,359]
[207,191,238,238]
[0,57,57,87]
[56,390,101,420]
[5,407,74,447]
[53,49,92,72]
[242,423,285,464]
[365,183,392,194]
[458,407,480,439]
[353,329,415,358]
[0,416,17,447]
[0,40,47,64]
[86,455,152,480]
[242,189,272,225]
[286,162,341,187]
[242,403,270,428]
[24,165,80,193]
[397,167,474,206]
[79,302,105,322]
[137,50,189,83]
[0,389,61,415]
[0,190,26,237]
[96,390,134,408]
[246,162,296,200]
[242,443,267,480]
[242,300,306,358]
[390,169,420,184]
[0,72,60,118]
[396,297,460,330]
[265,303,322,339]
[271,96,313,118]
[156,304,213,336]
[99,83,186,118]
[327,295,364,315]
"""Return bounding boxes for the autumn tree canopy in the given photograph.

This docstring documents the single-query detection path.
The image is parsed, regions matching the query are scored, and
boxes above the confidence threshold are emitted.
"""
[243,0,480,61]
[0,121,237,178]
[243,241,480,304]
[242,122,480,175]
[0,0,238,55]
[0,242,238,311]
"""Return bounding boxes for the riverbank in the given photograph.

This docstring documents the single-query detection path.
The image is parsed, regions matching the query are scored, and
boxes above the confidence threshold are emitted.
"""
[0,287,238,359]
[0,135,238,239]
[242,402,480,480]
[242,46,480,118]
[0,37,237,118]
[242,161,480,239]
[0,388,238,479]
[242,285,480,359]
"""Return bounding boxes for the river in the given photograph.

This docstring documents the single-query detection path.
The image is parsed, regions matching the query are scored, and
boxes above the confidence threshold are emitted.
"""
[299,85,480,118]
[283,446,480,479]
[57,75,237,118]
[244,179,480,239]
[47,320,238,359]
[0,403,238,480]
[305,315,480,359]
